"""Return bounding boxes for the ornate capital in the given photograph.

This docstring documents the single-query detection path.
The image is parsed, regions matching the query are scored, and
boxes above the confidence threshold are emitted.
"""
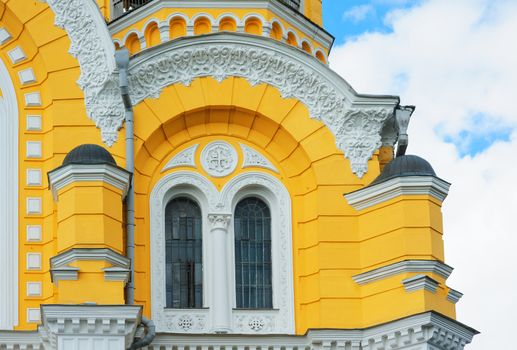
[208,214,232,231]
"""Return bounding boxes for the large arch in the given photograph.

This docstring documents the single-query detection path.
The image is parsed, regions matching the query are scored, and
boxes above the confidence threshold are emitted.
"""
[39,0,399,177]
[0,57,19,330]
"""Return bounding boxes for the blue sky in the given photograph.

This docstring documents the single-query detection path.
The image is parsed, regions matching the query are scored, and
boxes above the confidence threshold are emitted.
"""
[323,0,514,158]
[323,0,418,45]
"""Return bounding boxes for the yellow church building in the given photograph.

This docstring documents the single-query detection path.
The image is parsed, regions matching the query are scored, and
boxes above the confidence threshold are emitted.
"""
[0,0,478,349]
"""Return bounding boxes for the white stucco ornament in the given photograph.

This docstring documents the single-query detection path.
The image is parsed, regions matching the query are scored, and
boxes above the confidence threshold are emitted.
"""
[44,0,400,178]
[201,141,238,177]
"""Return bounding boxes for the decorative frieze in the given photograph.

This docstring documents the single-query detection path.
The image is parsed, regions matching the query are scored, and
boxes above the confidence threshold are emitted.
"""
[162,144,198,171]
[240,143,278,173]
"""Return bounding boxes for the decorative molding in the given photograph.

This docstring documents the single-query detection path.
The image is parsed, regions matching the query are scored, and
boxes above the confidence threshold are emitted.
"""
[447,288,463,304]
[26,253,42,271]
[126,34,398,177]
[345,176,451,210]
[402,274,439,293]
[0,27,12,44]
[26,114,43,131]
[162,144,199,171]
[24,92,41,107]
[7,46,26,64]
[27,309,41,323]
[26,141,42,158]
[352,260,453,285]
[0,56,19,330]
[27,169,43,186]
[44,0,123,146]
[208,214,232,230]
[40,305,142,350]
[240,143,278,173]
[50,248,130,284]
[150,171,294,334]
[48,163,131,200]
[26,197,42,215]
[26,225,42,242]
[18,68,37,85]
[201,141,238,178]
[27,282,42,297]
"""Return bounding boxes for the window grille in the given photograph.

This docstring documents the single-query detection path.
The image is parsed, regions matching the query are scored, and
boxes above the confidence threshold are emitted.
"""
[165,197,203,308]
[234,197,273,309]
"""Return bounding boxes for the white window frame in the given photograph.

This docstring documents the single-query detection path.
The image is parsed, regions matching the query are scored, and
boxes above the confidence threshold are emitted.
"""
[0,57,18,330]
[150,170,294,334]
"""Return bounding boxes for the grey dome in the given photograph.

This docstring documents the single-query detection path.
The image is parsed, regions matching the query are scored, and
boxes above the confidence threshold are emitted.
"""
[371,155,436,185]
[63,144,116,166]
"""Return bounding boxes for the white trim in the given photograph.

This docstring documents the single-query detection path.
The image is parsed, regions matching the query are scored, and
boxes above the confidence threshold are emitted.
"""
[150,170,294,334]
[7,46,26,64]
[27,169,43,186]
[107,0,334,50]
[352,260,453,285]
[27,309,41,323]
[402,274,439,293]
[0,57,18,330]
[162,144,199,171]
[345,176,451,210]
[26,114,42,131]
[26,282,42,297]
[0,27,11,44]
[26,197,42,215]
[447,288,463,304]
[27,253,42,271]
[18,68,37,85]
[26,225,42,242]
[26,141,42,158]
[48,163,131,200]
[24,92,42,107]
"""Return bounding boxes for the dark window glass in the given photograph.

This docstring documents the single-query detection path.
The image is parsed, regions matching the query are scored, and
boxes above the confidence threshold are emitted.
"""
[165,197,203,308]
[234,197,272,309]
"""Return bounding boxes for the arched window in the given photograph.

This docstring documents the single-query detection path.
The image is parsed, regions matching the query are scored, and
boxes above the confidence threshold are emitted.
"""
[234,197,272,309]
[165,197,203,308]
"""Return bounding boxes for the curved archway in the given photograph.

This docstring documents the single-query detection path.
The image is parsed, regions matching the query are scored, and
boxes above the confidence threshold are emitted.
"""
[0,57,19,330]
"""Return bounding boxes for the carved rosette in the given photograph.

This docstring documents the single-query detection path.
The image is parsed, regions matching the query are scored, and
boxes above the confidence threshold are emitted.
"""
[201,141,238,178]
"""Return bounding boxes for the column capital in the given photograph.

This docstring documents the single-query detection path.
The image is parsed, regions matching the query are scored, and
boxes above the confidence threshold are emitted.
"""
[208,214,232,231]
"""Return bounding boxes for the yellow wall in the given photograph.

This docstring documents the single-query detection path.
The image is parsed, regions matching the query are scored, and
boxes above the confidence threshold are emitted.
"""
[3,0,457,333]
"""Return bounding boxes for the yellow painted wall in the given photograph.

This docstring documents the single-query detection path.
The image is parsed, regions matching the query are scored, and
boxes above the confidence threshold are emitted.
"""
[3,0,458,334]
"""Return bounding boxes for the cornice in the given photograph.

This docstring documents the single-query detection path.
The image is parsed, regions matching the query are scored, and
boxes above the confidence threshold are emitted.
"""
[352,260,453,285]
[402,274,439,293]
[447,288,464,304]
[107,0,334,49]
[344,175,451,210]
[48,163,131,200]
[127,33,399,178]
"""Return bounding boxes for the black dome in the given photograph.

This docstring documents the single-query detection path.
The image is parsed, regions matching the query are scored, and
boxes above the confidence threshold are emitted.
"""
[63,144,116,166]
[371,155,436,185]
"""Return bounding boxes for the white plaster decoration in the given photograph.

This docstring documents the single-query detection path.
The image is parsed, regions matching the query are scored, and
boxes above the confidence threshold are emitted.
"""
[447,288,464,304]
[18,68,37,85]
[50,248,130,284]
[0,27,11,45]
[126,34,398,177]
[27,197,42,215]
[352,260,453,285]
[27,169,43,186]
[162,144,199,171]
[27,114,43,131]
[345,176,451,211]
[208,213,232,333]
[27,253,42,270]
[7,46,27,64]
[48,163,131,200]
[27,282,42,297]
[27,309,41,323]
[44,0,123,146]
[24,92,42,107]
[0,57,18,330]
[402,274,439,293]
[40,305,142,350]
[26,141,42,158]
[0,311,478,350]
[240,143,279,173]
[27,225,43,242]
[201,141,238,178]
[150,170,294,334]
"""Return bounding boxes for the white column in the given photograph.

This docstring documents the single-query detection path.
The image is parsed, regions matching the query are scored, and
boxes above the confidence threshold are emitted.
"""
[208,214,232,333]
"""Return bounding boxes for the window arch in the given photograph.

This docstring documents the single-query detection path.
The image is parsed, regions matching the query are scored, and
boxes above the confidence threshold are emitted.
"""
[234,197,273,309]
[165,197,203,308]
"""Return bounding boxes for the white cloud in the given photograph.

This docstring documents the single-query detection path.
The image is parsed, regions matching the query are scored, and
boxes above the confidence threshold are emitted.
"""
[342,4,375,22]
[330,0,517,348]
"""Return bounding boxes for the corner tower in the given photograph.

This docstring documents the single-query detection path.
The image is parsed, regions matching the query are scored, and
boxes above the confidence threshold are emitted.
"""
[0,0,478,349]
